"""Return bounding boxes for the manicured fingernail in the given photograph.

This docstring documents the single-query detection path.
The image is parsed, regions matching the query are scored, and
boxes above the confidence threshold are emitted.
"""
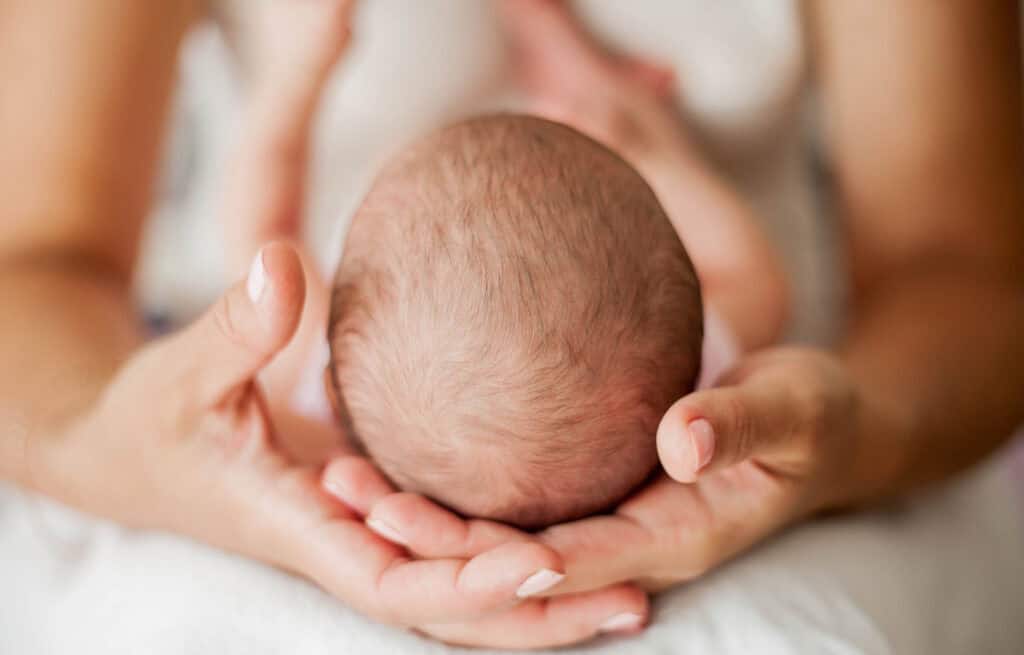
[322,478,353,507]
[599,612,644,633]
[366,518,408,547]
[247,249,267,303]
[515,568,565,598]
[688,418,715,473]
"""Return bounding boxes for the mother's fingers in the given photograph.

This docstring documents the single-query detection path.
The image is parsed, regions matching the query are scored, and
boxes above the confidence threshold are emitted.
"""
[322,457,532,559]
[321,455,395,515]
[656,380,795,483]
[537,514,659,595]
[421,584,649,649]
[163,242,306,408]
[657,349,853,484]
[315,456,578,620]
[365,492,532,558]
[302,519,567,625]
[535,468,794,599]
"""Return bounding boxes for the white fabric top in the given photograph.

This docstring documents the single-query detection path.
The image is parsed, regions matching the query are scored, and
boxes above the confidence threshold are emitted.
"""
[140,0,839,343]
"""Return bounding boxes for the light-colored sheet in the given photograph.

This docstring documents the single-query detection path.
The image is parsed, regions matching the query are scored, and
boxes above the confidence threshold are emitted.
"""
[2,442,1022,654]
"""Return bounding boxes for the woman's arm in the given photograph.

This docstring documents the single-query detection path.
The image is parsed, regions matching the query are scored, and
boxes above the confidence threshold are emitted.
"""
[0,0,200,273]
[809,0,1024,503]
[369,1,1024,602]
[0,0,201,487]
[0,4,647,646]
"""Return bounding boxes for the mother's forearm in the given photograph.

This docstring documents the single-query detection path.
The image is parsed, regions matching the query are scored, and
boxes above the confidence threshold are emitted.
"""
[0,259,143,493]
[839,264,1024,505]
[0,0,198,491]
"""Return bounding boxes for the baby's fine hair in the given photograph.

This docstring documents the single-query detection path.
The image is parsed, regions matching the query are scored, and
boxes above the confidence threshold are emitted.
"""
[328,114,702,528]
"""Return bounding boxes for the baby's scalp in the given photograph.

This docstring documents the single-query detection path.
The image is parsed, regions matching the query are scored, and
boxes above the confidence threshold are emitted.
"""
[327,114,703,528]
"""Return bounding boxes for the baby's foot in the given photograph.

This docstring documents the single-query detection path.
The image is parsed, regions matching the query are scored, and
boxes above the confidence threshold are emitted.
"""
[500,0,687,165]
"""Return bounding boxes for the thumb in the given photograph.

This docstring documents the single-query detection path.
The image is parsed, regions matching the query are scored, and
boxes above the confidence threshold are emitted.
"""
[166,242,306,407]
[656,382,790,483]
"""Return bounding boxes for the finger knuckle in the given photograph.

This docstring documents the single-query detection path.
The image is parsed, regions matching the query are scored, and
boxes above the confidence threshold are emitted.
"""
[800,383,829,431]
[663,519,716,578]
[608,584,648,613]
[789,374,833,454]
[723,394,755,457]
[664,530,713,579]
[211,293,252,353]
[368,578,404,627]
[369,602,401,627]
[687,531,719,577]
[378,605,404,627]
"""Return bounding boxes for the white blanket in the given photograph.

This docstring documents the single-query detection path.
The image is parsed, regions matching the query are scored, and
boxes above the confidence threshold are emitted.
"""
[3,443,1023,654]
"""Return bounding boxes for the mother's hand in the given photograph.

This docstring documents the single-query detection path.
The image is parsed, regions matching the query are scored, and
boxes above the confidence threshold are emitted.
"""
[543,347,863,593]
[370,348,863,597]
[36,242,644,646]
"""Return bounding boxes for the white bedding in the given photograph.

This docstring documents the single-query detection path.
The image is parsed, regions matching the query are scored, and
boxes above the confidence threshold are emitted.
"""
[3,443,1023,654]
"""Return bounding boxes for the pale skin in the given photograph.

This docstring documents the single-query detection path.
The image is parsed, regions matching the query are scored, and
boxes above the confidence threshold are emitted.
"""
[1,0,1022,650]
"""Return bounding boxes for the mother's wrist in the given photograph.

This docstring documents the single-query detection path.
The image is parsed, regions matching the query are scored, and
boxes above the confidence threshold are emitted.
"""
[0,409,33,491]
[5,401,99,510]
[0,413,61,499]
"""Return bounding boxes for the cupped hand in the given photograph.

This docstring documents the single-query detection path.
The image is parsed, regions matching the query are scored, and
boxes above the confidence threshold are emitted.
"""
[542,347,863,594]
[39,242,645,647]
[366,348,863,597]
[322,457,650,648]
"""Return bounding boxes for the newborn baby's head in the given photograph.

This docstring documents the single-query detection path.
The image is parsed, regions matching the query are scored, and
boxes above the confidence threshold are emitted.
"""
[327,115,702,529]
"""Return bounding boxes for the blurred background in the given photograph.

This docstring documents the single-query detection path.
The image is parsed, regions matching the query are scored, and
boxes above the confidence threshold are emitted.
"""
[143,0,841,344]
